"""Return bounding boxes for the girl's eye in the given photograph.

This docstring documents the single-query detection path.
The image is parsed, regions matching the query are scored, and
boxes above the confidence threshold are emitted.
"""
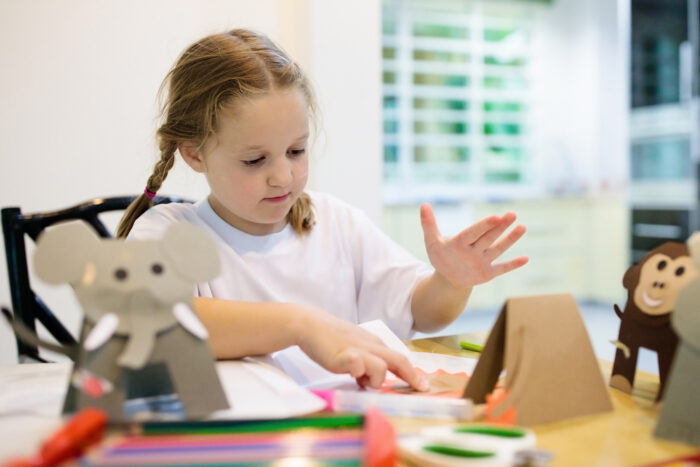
[243,156,265,166]
[289,148,306,157]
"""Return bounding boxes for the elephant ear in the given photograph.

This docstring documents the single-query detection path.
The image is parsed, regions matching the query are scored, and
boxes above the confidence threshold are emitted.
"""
[34,220,100,285]
[161,223,220,282]
[687,231,700,269]
[673,277,700,350]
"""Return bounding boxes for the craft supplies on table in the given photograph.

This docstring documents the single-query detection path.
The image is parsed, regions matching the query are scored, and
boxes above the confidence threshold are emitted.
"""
[399,423,545,467]
[81,410,396,466]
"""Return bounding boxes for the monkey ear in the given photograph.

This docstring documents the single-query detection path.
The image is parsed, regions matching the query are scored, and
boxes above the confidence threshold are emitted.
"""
[34,220,100,285]
[161,223,220,282]
[622,263,639,290]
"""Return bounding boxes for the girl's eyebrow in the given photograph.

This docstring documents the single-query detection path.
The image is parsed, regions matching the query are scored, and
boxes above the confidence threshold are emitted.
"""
[241,144,264,152]
[241,133,309,151]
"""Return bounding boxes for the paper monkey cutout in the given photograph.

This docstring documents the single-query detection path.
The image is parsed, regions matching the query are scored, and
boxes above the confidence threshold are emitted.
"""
[654,233,700,445]
[463,294,612,426]
[31,220,227,421]
[610,242,697,401]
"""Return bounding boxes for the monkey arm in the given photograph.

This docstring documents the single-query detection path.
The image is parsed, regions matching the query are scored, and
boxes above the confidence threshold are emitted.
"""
[610,340,631,359]
[614,304,624,319]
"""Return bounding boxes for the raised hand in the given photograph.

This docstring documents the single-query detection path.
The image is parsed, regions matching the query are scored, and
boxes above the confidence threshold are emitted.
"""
[420,203,528,289]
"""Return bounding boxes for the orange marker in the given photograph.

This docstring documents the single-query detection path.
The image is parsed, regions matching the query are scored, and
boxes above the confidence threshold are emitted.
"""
[5,408,108,467]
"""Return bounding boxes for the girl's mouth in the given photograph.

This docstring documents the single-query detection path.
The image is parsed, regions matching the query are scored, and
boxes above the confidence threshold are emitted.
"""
[264,193,290,203]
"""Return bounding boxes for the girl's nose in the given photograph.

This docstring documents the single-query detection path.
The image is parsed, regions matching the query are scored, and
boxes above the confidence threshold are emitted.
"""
[268,157,293,187]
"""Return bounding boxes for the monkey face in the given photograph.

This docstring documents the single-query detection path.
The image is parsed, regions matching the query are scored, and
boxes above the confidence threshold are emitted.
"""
[633,253,697,315]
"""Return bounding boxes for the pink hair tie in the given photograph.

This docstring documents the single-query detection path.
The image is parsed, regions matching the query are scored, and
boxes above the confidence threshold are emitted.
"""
[144,188,157,199]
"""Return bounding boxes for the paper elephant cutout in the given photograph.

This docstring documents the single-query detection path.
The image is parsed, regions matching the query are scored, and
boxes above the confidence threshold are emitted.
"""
[654,232,700,445]
[463,294,612,426]
[609,241,697,401]
[34,220,228,421]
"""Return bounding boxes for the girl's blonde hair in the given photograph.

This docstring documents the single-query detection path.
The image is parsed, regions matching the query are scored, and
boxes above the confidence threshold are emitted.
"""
[117,29,316,238]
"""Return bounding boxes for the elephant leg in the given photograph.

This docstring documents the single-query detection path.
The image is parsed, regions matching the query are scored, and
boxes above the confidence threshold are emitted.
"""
[152,328,229,418]
[64,338,129,421]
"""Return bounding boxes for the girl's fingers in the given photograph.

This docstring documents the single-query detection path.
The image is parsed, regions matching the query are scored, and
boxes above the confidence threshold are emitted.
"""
[356,375,371,388]
[454,215,500,246]
[384,353,429,392]
[348,345,428,391]
[472,212,517,251]
[484,224,527,261]
[368,344,428,392]
[359,353,389,389]
[489,255,529,278]
[419,203,441,248]
[334,349,365,378]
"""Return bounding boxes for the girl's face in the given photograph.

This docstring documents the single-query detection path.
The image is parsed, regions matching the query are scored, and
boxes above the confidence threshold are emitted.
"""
[181,88,310,235]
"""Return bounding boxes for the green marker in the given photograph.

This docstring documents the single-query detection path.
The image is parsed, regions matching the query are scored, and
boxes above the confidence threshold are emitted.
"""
[139,414,364,435]
[424,444,495,458]
[460,341,484,352]
[454,425,527,438]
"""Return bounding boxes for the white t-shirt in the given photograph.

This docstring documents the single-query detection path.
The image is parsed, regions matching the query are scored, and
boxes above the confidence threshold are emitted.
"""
[129,191,432,339]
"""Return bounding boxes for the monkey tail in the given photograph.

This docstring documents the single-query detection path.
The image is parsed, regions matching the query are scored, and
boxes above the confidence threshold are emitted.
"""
[1,307,77,360]
[613,304,624,320]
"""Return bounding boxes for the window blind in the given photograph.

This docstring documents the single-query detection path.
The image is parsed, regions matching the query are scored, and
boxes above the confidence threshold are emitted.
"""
[382,0,542,203]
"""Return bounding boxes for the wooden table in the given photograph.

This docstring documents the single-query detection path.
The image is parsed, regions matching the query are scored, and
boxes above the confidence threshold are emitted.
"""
[400,332,698,467]
[1,334,696,466]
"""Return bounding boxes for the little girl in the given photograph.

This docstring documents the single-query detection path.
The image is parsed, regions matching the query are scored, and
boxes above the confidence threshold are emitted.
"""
[118,29,527,390]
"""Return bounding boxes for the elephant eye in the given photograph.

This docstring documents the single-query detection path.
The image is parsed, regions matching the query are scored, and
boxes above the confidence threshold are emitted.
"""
[675,266,685,276]
[657,260,667,271]
[151,263,164,275]
[114,268,128,281]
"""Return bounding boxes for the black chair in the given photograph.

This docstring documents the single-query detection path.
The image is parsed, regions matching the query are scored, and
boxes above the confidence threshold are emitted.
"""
[2,195,188,362]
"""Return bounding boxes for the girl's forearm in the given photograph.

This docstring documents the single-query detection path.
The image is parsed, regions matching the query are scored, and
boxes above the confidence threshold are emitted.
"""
[410,272,472,333]
[193,297,428,391]
[193,297,311,359]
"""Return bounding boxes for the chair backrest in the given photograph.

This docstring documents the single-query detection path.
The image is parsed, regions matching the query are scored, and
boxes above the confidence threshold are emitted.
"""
[2,195,189,362]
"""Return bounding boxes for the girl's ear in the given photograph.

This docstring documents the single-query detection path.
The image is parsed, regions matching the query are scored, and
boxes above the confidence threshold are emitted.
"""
[178,141,206,173]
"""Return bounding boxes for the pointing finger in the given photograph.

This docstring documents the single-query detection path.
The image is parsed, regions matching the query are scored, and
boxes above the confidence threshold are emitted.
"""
[383,351,429,392]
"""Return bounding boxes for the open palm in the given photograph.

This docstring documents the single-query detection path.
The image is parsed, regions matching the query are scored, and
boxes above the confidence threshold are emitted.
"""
[420,203,528,288]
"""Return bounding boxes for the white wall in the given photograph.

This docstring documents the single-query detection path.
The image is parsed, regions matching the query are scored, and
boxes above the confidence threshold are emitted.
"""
[0,0,382,364]
[533,0,629,194]
[530,0,629,194]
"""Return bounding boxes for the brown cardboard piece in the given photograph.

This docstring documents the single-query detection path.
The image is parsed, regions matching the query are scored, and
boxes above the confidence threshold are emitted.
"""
[609,242,696,402]
[463,293,612,426]
[33,220,228,422]
[654,233,700,445]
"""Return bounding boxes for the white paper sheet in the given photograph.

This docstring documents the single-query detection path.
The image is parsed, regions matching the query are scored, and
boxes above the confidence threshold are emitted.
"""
[210,358,325,419]
[0,359,325,423]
